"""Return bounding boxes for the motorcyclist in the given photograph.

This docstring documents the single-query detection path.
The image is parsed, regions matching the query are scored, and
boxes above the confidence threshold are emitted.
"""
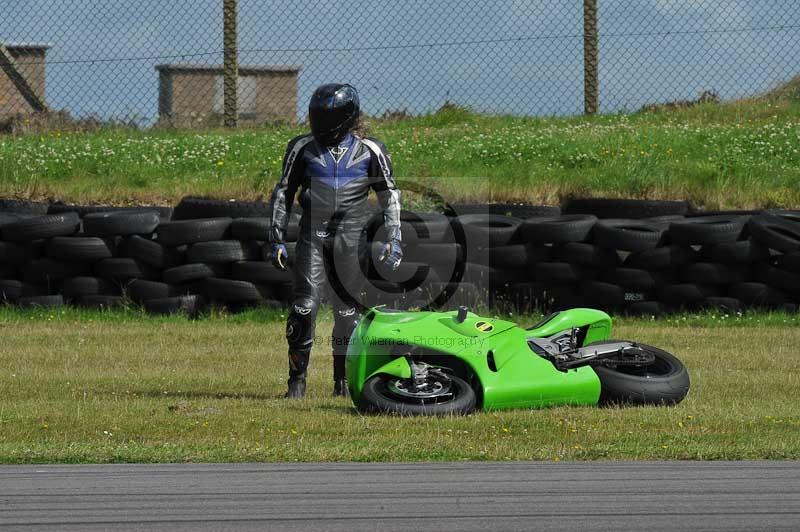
[267,83,403,399]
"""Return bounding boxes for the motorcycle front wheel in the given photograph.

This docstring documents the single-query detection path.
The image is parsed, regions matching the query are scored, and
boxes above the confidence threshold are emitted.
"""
[590,341,690,406]
[361,371,477,416]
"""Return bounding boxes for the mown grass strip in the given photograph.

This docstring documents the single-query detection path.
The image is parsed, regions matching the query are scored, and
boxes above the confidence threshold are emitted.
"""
[1,308,798,463]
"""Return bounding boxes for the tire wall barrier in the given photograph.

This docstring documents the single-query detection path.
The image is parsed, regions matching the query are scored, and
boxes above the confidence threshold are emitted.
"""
[1,197,799,316]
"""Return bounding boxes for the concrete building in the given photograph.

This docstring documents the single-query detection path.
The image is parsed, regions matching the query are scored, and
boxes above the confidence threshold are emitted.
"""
[0,43,50,120]
[156,64,300,127]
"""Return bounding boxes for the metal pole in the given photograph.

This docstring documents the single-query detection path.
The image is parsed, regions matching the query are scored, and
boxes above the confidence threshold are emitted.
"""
[583,0,599,115]
[223,0,238,127]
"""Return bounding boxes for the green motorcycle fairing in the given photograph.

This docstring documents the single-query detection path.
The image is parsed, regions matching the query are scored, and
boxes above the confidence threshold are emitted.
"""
[346,308,613,411]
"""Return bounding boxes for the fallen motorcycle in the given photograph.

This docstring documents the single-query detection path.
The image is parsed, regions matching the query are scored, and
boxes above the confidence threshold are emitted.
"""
[346,306,689,415]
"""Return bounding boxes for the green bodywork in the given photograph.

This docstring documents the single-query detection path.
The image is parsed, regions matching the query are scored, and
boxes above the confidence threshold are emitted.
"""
[346,308,613,411]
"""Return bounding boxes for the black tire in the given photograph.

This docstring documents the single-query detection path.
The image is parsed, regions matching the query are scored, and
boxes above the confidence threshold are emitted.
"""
[78,295,125,309]
[754,263,800,296]
[687,209,763,218]
[0,241,35,266]
[127,279,175,302]
[553,242,618,268]
[529,283,585,311]
[171,281,205,296]
[202,277,268,302]
[602,268,662,292]
[729,283,789,307]
[668,216,747,246]
[765,209,800,225]
[230,215,301,243]
[18,295,65,308]
[0,280,47,303]
[0,213,26,228]
[0,261,16,277]
[747,215,800,253]
[0,199,49,215]
[563,198,689,219]
[592,219,665,252]
[591,342,690,405]
[47,237,115,262]
[0,280,22,303]
[405,242,464,268]
[162,263,230,285]
[230,217,270,242]
[94,258,159,281]
[699,239,770,264]
[361,371,476,416]
[450,202,561,219]
[520,215,597,244]
[172,196,271,220]
[643,215,687,228]
[230,260,293,283]
[624,245,696,270]
[120,235,185,269]
[0,260,17,277]
[186,240,257,263]
[24,258,87,284]
[21,239,48,261]
[701,297,743,313]
[400,212,456,244]
[143,295,204,317]
[61,276,120,298]
[48,203,172,221]
[1,213,81,242]
[774,252,800,274]
[681,262,750,285]
[81,211,161,236]
[658,284,720,307]
[456,214,522,247]
[484,244,528,270]
[456,262,494,288]
[581,281,626,308]
[532,262,586,283]
[156,218,232,246]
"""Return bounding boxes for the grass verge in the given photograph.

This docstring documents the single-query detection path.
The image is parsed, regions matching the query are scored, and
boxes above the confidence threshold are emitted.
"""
[1,99,799,209]
[1,306,798,463]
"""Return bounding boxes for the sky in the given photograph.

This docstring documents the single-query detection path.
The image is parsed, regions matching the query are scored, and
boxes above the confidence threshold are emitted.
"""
[2,0,799,124]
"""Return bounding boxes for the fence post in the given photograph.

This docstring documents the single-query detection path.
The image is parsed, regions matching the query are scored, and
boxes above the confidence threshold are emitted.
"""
[223,0,238,127]
[583,0,599,115]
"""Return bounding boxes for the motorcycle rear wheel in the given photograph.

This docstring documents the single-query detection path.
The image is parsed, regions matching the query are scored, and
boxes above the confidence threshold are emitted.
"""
[362,372,477,416]
[591,342,690,406]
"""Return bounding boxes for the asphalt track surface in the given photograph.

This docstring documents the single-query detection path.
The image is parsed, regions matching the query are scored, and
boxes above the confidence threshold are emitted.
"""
[1,462,798,531]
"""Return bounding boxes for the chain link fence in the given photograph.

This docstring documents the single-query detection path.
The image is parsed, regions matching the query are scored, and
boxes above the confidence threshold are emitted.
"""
[1,0,799,130]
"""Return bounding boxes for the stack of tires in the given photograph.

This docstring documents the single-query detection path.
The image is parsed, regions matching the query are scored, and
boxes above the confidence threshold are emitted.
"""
[2,196,799,316]
[127,197,299,314]
[0,209,164,310]
[455,205,562,312]
[0,198,299,315]
[364,211,460,309]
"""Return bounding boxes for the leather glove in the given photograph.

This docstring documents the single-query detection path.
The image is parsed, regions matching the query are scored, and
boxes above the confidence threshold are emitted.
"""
[379,239,403,271]
[265,242,288,270]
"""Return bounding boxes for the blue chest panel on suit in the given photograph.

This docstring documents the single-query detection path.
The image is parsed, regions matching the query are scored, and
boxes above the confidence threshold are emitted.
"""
[303,134,372,189]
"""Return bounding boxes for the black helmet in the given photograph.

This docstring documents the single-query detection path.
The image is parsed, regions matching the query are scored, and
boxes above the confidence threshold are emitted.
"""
[308,83,360,146]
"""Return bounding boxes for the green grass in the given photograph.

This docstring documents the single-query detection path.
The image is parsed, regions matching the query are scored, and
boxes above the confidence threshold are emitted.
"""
[1,306,799,463]
[1,98,800,209]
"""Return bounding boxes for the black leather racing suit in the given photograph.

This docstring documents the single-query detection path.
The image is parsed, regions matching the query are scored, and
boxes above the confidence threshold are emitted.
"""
[268,132,402,381]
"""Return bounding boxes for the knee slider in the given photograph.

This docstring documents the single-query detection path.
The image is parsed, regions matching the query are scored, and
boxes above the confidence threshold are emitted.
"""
[287,298,319,354]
